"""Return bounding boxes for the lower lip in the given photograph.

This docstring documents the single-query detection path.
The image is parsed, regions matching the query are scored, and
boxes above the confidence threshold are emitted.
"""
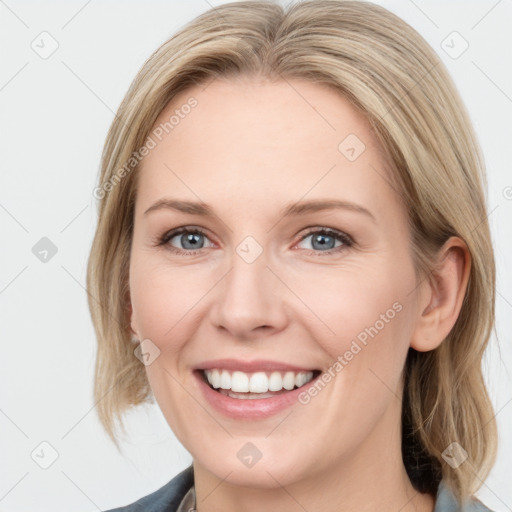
[193,370,319,420]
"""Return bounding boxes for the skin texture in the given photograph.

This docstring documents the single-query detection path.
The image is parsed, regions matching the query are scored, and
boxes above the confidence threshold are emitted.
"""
[129,76,470,512]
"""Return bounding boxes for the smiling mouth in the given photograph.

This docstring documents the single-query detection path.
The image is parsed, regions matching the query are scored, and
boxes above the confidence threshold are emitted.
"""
[197,368,322,399]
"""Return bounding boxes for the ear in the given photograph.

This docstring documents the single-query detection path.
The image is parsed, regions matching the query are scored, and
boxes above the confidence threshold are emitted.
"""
[410,237,471,352]
[127,300,139,339]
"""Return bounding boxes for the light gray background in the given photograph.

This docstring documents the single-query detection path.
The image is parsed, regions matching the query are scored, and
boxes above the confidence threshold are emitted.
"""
[0,1,511,511]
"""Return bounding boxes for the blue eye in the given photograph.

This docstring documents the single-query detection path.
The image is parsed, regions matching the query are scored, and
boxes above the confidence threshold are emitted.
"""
[159,227,214,254]
[297,228,353,255]
[157,226,353,256]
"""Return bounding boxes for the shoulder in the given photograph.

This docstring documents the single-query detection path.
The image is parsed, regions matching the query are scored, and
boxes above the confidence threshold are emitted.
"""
[102,464,194,512]
[434,480,494,512]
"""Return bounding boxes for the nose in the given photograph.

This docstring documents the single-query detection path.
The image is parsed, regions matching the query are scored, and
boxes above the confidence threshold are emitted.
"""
[208,248,289,340]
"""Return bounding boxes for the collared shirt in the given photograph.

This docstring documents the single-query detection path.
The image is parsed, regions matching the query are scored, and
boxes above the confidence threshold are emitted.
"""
[104,464,494,512]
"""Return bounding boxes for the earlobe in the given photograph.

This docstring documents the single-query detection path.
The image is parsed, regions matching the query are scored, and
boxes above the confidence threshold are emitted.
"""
[127,301,139,338]
[410,237,471,352]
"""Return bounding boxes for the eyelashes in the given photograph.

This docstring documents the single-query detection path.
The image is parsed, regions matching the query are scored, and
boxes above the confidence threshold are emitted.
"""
[155,225,354,257]
[297,227,353,255]
[156,227,213,255]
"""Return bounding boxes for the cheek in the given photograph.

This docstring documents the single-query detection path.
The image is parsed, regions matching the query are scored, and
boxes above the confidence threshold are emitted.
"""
[129,252,216,355]
[289,258,415,380]
[128,255,205,437]
[130,254,177,340]
[284,261,415,447]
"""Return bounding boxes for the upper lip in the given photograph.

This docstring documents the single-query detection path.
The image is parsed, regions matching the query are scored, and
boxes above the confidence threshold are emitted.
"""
[194,358,319,373]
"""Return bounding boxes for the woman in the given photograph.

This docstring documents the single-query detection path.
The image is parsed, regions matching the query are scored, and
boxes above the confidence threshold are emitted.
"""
[87,1,498,510]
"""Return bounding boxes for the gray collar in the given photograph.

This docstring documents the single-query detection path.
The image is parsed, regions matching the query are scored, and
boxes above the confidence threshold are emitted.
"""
[434,480,493,511]
[177,480,493,512]
[176,485,196,512]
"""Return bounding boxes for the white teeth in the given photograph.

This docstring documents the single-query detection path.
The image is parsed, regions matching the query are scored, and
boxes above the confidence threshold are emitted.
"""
[210,369,220,388]
[231,371,249,392]
[203,368,315,393]
[220,369,231,389]
[249,372,268,393]
[283,372,295,390]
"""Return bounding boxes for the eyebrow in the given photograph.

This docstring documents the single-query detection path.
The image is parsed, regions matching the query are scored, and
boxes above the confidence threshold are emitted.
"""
[144,198,376,222]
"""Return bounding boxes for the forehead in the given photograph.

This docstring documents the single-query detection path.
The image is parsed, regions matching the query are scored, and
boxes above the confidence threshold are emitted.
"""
[136,76,401,221]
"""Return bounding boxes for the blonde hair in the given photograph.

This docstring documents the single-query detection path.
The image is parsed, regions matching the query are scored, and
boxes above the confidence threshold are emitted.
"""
[86,0,497,502]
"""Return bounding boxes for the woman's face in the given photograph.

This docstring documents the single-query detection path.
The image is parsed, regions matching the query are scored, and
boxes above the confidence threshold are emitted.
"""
[129,76,423,487]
